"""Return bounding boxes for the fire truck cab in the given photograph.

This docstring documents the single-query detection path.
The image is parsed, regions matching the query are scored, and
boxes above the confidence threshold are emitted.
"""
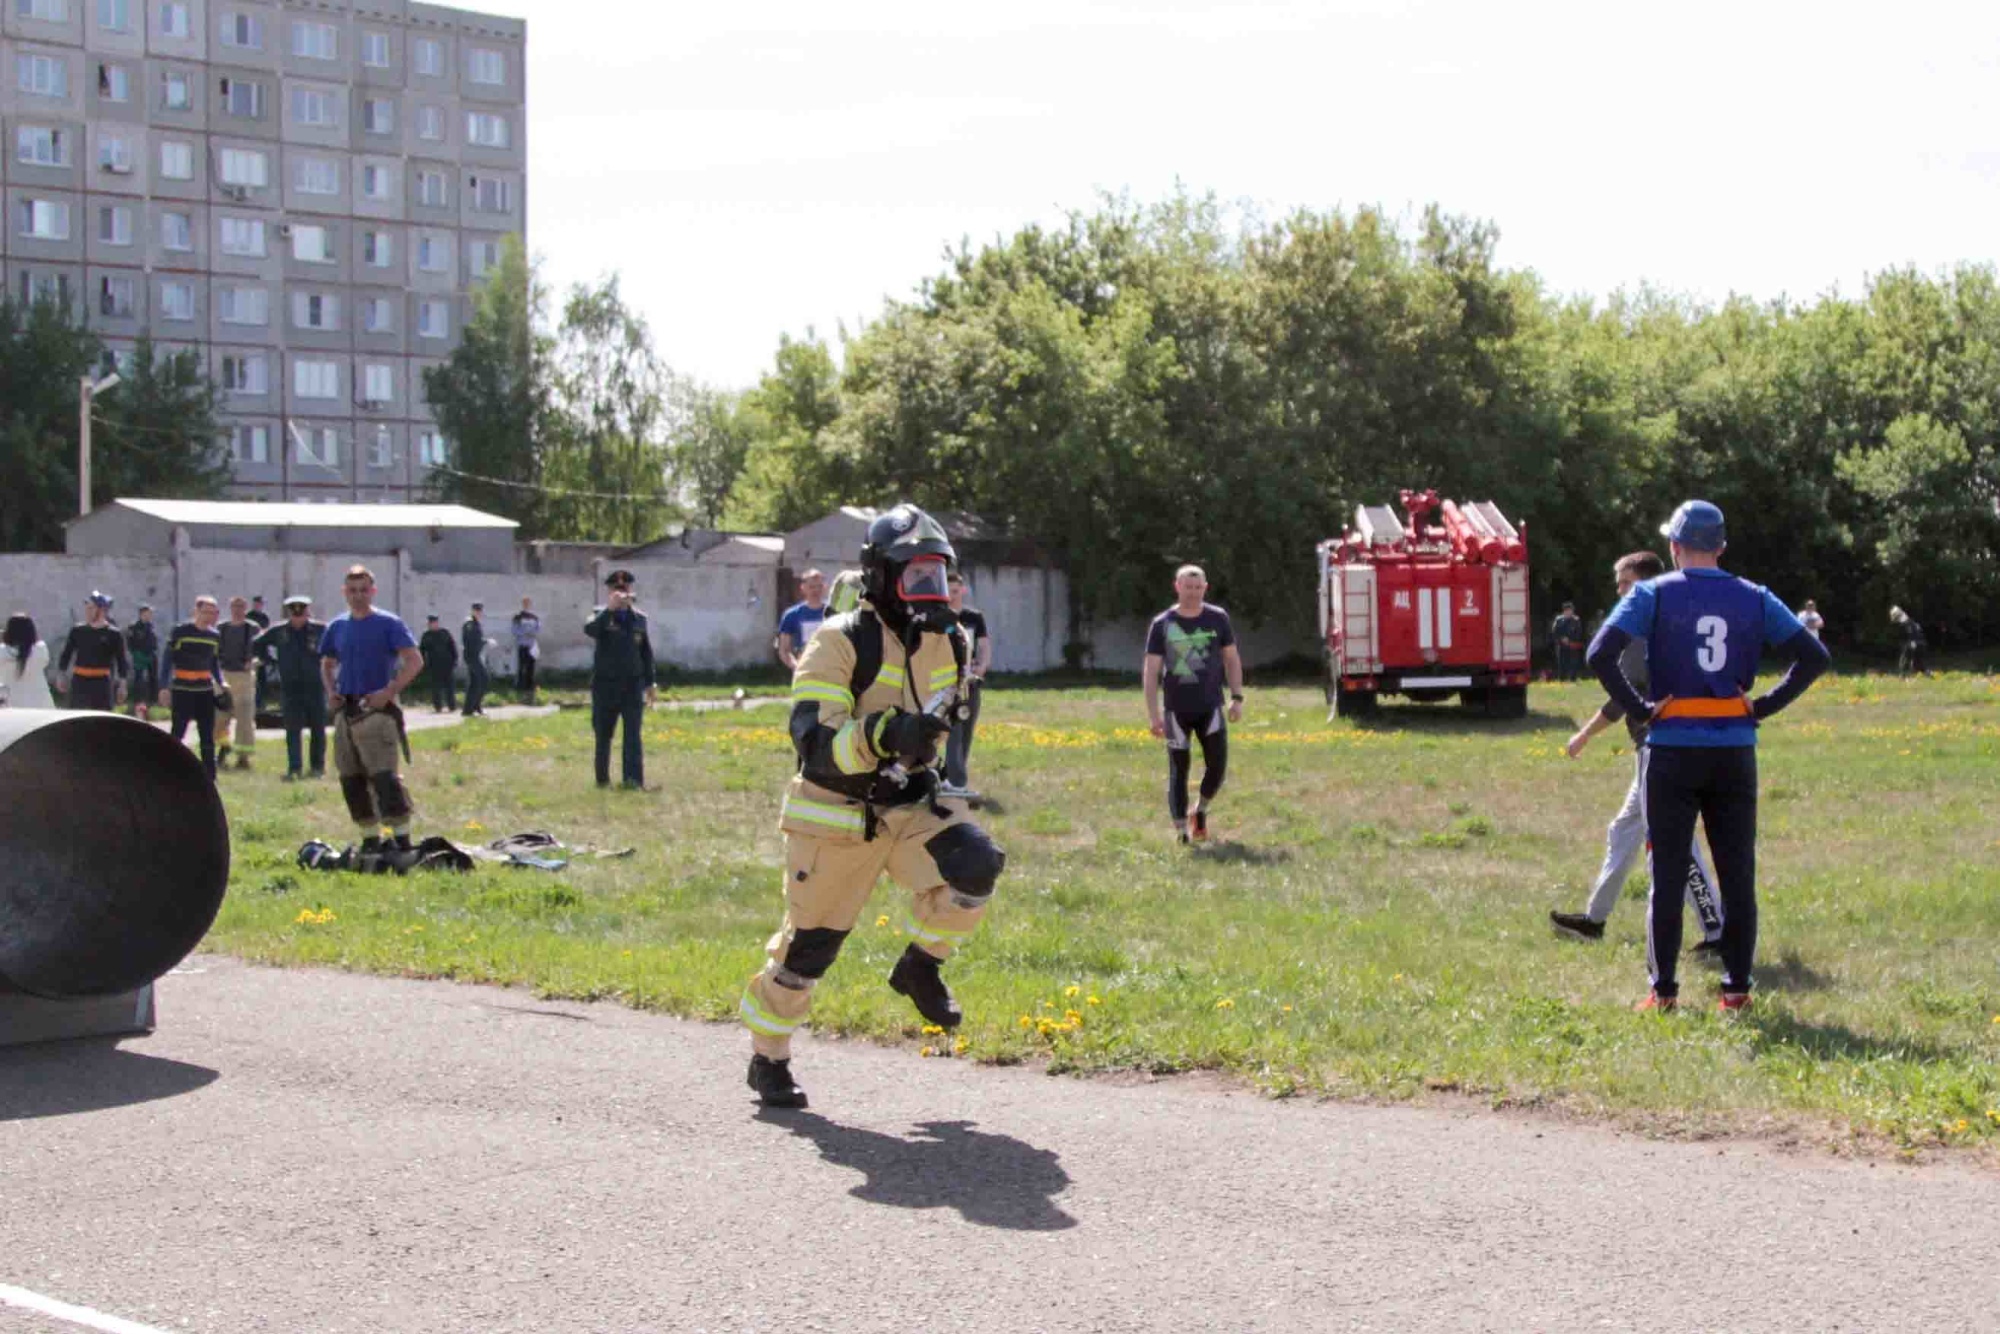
[1318,489,1532,719]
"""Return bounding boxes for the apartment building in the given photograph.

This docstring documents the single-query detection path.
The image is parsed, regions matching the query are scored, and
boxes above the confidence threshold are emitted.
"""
[0,0,524,500]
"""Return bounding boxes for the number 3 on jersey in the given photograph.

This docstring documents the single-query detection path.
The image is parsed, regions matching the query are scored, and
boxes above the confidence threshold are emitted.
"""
[1695,615,1729,672]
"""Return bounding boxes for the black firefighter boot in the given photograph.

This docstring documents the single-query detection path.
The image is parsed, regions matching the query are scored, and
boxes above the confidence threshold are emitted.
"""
[747,1055,808,1109]
[889,944,963,1029]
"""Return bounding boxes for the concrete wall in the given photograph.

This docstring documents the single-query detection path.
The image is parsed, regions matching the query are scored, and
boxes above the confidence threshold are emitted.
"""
[1083,614,1314,673]
[67,514,513,572]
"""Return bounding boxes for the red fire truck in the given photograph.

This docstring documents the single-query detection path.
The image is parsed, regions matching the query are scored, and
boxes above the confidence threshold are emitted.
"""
[1317,489,1532,718]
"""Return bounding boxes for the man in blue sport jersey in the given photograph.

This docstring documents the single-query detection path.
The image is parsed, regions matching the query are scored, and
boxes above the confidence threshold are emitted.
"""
[320,564,426,860]
[1587,500,1831,1014]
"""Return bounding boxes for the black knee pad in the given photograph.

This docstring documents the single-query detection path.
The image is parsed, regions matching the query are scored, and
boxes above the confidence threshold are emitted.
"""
[370,771,413,821]
[339,775,376,823]
[783,927,851,980]
[925,823,1006,905]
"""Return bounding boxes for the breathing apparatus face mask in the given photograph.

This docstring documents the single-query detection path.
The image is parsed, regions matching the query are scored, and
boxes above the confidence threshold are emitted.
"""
[897,557,957,630]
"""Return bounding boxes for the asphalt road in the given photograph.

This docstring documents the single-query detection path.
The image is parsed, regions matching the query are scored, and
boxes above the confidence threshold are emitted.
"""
[3,957,1995,1333]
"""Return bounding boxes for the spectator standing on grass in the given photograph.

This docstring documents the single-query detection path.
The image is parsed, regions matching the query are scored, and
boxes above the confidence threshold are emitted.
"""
[1143,565,1244,845]
[161,597,225,781]
[255,595,328,781]
[1588,499,1829,1014]
[126,604,160,719]
[58,592,128,712]
[320,565,424,861]
[216,596,259,770]
[1891,606,1930,677]
[1550,550,1722,950]
[1,614,53,709]
[461,602,491,717]
[584,569,657,789]
[942,570,991,797]
[1798,599,1824,641]
[511,597,542,706]
[419,614,458,713]
[247,594,272,710]
[774,569,829,670]
[1551,602,1584,681]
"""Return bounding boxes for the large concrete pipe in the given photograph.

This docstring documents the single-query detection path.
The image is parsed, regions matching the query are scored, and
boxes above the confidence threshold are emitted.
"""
[0,709,229,1001]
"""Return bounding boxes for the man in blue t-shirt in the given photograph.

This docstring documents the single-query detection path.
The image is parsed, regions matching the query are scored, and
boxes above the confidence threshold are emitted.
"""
[774,569,828,670]
[1143,564,1245,844]
[318,564,424,860]
[1587,500,1830,1014]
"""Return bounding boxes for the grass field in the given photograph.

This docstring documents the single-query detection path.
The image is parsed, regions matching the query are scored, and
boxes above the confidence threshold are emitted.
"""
[205,672,2000,1154]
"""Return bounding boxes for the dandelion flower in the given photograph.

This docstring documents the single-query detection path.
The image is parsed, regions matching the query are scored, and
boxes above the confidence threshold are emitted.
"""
[1392,973,1405,982]
[876,915,889,928]
[1065,1010,1083,1024]
[919,1046,936,1058]
[1018,1014,1033,1028]
[1064,985,1080,998]
[1282,1004,1294,1013]
[1087,995,1102,1006]
[953,1037,969,1055]
[1215,998,1235,1010]
[922,1024,944,1036]
[464,819,485,831]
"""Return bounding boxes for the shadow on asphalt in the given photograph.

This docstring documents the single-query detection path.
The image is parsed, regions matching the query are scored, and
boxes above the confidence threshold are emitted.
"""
[0,1039,219,1122]
[756,1111,1077,1231]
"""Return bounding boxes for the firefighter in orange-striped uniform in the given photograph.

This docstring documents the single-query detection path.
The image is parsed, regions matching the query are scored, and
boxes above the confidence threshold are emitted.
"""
[741,505,1007,1109]
[58,591,129,711]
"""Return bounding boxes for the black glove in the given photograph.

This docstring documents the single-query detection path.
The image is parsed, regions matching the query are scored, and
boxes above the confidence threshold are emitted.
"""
[865,708,951,763]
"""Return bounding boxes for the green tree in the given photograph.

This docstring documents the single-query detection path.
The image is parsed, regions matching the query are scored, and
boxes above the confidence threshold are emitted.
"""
[671,380,756,528]
[547,276,680,545]
[726,332,849,532]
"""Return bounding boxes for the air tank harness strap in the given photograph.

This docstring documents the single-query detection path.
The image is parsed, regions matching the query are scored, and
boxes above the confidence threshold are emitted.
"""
[1651,695,1754,721]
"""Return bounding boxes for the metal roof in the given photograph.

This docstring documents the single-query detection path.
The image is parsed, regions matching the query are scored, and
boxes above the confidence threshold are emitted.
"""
[88,499,518,530]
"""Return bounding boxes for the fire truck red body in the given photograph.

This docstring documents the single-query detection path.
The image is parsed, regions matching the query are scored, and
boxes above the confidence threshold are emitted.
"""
[1317,489,1532,717]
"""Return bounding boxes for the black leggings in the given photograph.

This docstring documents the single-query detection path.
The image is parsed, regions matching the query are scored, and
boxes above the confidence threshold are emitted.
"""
[1165,709,1228,822]
[1643,744,1758,997]
[170,689,218,781]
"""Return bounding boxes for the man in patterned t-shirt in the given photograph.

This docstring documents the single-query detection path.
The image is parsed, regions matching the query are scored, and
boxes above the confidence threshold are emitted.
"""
[1142,565,1245,844]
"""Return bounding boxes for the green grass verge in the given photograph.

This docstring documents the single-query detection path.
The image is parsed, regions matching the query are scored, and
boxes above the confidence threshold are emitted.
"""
[207,672,2000,1152]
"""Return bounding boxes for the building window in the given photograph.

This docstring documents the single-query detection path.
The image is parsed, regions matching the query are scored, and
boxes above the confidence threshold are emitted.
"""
[158,279,194,320]
[230,424,269,464]
[361,164,393,200]
[362,230,393,267]
[16,126,68,166]
[220,353,267,393]
[293,360,338,400]
[418,300,448,338]
[158,140,195,181]
[217,285,268,325]
[469,239,501,277]
[218,147,268,188]
[159,209,192,251]
[218,10,261,49]
[19,271,73,306]
[292,291,340,330]
[292,21,337,60]
[294,156,339,195]
[413,37,442,76]
[362,98,395,134]
[466,112,510,148]
[416,431,447,466]
[291,223,333,262]
[97,0,130,30]
[97,204,133,245]
[468,175,512,213]
[361,364,393,403]
[17,54,68,98]
[98,132,135,173]
[362,296,393,332]
[160,69,191,110]
[18,199,70,240]
[361,30,391,68]
[417,234,448,272]
[296,426,340,467]
[98,275,135,318]
[416,105,444,141]
[417,171,448,207]
[156,0,187,37]
[18,0,68,21]
[219,215,265,255]
[218,77,265,119]
[98,63,131,103]
[291,88,339,128]
[467,48,504,85]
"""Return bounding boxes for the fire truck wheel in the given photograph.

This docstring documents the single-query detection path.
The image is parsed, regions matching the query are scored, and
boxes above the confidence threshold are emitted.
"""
[1333,688,1377,719]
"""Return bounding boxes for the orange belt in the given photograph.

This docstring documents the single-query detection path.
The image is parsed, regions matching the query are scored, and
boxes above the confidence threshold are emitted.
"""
[1653,695,1753,720]
[174,669,215,682]
[71,666,111,678]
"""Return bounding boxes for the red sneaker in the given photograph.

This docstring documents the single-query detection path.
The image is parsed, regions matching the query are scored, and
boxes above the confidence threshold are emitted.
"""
[1635,991,1679,1013]
[1189,809,1209,843]
[1718,991,1752,1015]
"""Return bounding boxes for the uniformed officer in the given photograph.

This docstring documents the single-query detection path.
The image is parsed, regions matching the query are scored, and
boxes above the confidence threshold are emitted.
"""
[255,595,328,780]
[741,504,1007,1109]
[584,569,657,789]
[58,591,128,711]
[126,604,160,719]
[161,597,226,780]
[1588,500,1830,1013]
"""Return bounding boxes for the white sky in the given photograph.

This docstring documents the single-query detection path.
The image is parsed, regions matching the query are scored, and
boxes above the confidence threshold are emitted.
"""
[508,0,2000,390]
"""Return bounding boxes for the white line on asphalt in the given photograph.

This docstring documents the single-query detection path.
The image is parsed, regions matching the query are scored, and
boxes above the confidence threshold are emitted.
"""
[0,1283,171,1334]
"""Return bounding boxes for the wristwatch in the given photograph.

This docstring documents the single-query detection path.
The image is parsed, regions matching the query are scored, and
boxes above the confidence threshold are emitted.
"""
[1230,692,1245,702]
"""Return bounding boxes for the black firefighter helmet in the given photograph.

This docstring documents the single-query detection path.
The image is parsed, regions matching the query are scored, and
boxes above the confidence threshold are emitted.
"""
[859,504,957,623]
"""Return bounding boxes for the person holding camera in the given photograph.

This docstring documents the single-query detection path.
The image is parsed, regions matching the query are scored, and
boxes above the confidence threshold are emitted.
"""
[584,570,658,789]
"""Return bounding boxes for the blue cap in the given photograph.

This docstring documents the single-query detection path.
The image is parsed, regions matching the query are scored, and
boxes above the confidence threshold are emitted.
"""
[86,590,113,608]
[1660,500,1726,551]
